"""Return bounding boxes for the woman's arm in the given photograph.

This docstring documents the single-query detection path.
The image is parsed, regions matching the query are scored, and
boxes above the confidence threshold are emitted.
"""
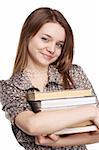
[36,130,99,147]
[15,104,98,136]
[52,131,99,147]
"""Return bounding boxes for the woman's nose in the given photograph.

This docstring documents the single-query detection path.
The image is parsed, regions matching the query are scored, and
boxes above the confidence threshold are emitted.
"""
[47,43,55,53]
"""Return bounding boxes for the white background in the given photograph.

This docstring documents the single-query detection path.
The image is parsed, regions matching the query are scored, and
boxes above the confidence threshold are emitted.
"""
[0,0,98,149]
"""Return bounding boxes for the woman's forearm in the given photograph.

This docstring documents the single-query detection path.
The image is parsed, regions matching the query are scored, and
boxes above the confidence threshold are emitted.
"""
[45,132,99,147]
[28,105,96,135]
[36,131,99,147]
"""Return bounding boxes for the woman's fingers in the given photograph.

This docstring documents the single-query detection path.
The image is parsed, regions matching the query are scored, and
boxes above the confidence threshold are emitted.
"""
[36,135,54,145]
[35,134,60,145]
[48,134,59,141]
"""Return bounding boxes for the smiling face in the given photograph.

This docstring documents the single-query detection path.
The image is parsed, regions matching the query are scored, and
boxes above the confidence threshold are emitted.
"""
[27,22,65,69]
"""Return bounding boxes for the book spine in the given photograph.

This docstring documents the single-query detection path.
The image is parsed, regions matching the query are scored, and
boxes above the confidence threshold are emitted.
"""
[28,101,41,113]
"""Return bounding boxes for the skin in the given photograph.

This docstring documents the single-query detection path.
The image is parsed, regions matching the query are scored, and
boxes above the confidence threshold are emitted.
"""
[27,22,65,71]
[36,130,99,147]
[26,22,65,91]
[15,22,99,147]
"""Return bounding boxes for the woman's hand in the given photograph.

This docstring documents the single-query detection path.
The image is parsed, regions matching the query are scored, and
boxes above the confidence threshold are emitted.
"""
[35,130,99,147]
[35,134,60,146]
[93,106,99,128]
[79,129,99,144]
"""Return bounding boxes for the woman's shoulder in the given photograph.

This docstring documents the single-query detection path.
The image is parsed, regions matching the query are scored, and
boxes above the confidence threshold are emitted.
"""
[0,73,27,106]
[0,71,33,91]
[69,64,83,73]
[0,79,11,104]
[69,64,84,81]
[69,64,85,78]
[0,79,9,92]
[0,76,16,90]
[0,72,22,85]
[69,64,93,89]
[0,80,2,100]
[0,72,23,94]
[0,78,18,99]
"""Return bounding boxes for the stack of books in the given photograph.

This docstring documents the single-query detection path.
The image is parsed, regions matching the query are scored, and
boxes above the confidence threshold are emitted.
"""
[27,89,97,135]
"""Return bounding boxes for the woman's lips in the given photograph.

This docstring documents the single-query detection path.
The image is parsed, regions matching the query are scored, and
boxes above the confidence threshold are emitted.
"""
[41,52,54,59]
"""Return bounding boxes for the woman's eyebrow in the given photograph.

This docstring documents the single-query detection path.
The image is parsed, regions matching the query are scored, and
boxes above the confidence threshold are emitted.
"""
[42,33,52,38]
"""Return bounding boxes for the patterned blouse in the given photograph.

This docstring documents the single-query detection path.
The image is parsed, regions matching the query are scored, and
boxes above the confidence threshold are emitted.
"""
[0,64,95,150]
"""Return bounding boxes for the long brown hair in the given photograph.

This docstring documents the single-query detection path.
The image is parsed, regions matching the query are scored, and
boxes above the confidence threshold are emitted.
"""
[13,7,74,89]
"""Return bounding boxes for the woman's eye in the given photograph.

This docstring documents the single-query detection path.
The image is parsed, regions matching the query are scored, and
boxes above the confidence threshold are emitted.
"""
[56,43,64,49]
[41,37,49,42]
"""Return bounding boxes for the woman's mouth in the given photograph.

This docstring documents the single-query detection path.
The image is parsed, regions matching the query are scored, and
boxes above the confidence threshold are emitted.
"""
[41,52,54,60]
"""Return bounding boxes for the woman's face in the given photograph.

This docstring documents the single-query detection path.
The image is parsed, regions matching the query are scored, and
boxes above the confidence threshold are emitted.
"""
[28,22,65,68]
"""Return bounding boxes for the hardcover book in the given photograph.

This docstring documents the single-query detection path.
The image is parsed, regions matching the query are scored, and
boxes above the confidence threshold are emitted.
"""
[27,89,93,101]
[27,89,97,134]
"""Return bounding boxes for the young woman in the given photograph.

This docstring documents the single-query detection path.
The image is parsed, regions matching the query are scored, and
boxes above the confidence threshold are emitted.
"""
[0,7,99,150]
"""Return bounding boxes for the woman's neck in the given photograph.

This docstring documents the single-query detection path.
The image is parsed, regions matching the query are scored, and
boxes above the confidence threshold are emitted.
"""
[25,63,48,75]
[24,64,49,91]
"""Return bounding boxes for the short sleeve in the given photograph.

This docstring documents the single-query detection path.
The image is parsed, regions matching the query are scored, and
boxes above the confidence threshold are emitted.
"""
[69,65,96,95]
[0,80,32,125]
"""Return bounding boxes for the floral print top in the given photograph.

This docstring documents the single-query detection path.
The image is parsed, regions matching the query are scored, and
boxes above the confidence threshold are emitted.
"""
[0,64,95,150]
